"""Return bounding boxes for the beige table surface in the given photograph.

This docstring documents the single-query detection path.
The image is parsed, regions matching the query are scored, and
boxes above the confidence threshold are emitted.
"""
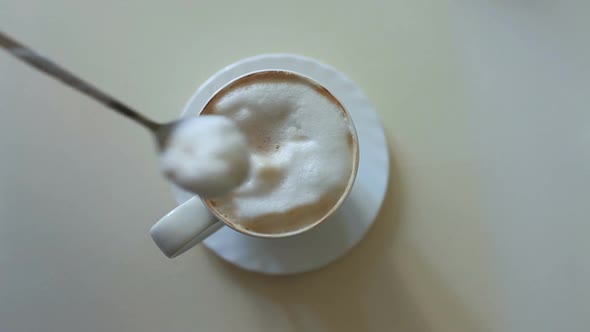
[1,1,588,331]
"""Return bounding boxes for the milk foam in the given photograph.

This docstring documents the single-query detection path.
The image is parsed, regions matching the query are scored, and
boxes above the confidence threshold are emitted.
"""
[160,116,250,198]
[206,72,356,233]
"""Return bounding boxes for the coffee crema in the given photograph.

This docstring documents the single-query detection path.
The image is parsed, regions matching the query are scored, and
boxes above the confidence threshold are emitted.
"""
[202,71,358,235]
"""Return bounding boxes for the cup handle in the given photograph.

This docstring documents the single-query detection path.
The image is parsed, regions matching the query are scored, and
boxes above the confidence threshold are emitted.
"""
[150,196,223,258]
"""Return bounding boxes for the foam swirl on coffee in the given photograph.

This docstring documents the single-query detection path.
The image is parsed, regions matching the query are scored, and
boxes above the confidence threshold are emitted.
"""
[204,72,357,234]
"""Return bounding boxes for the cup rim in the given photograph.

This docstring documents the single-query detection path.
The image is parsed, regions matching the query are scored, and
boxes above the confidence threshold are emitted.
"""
[197,69,360,239]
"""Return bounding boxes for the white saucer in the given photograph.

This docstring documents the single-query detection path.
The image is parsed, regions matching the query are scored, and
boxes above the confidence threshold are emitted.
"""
[172,54,389,275]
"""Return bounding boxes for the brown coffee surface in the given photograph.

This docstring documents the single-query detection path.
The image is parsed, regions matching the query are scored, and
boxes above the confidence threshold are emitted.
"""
[202,71,358,235]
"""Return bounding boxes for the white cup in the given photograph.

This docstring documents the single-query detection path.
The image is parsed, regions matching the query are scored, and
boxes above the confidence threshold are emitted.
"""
[150,70,359,258]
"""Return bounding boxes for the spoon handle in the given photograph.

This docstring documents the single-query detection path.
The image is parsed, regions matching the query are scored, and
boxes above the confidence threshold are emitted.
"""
[0,31,159,131]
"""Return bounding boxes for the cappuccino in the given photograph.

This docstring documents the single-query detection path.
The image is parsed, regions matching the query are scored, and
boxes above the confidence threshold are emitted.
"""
[203,71,357,235]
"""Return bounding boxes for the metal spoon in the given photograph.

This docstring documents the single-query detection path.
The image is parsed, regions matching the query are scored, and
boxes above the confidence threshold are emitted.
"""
[0,31,176,148]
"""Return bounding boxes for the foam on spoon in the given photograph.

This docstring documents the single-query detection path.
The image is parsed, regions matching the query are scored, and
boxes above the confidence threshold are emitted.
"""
[160,116,250,198]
